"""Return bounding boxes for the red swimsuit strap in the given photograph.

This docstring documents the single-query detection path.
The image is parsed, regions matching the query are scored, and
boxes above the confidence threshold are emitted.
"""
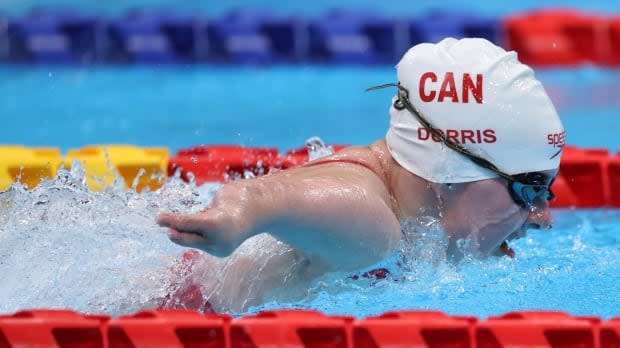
[303,158,382,179]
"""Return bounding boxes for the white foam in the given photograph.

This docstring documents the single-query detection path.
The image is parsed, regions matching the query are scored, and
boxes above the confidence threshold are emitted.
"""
[0,165,214,316]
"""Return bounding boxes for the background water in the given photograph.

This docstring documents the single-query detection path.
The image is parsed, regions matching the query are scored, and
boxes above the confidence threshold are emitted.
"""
[0,0,619,319]
[1,0,618,17]
[1,66,619,154]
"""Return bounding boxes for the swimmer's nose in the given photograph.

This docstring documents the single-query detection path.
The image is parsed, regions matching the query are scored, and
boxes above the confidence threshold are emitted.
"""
[525,202,553,230]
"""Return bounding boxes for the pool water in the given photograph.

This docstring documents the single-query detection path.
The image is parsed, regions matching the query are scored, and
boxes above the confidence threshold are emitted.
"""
[0,66,619,318]
[2,66,619,153]
[2,0,619,17]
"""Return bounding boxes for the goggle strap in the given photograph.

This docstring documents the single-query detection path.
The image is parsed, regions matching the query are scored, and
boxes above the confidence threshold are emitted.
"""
[366,83,517,182]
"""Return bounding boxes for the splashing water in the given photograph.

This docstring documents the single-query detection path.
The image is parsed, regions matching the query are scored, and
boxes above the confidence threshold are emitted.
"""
[0,155,464,317]
[1,160,619,318]
[0,163,216,315]
[248,210,620,319]
[306,136,334,161]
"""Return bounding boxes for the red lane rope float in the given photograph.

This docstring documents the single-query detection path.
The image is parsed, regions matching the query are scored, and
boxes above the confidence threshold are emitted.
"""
[231,310,353,347]
[168,145,280,185]
[609,152,620,207]
[168,144,348,184]
[551,145,620,208]
[353,311,475,348]
[108,310,230,347]
[0,310,109,347]
[477,311,598,348]
[609,17,620,67]
[503,9,614,67]
[602,318,620,347]
[0,309,618,347]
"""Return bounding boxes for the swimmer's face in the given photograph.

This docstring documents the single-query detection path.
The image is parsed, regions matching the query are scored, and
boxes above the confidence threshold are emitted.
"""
[440,169,556,256]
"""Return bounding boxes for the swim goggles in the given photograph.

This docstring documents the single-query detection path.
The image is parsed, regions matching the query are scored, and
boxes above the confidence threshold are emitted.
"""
[366,83,555,208]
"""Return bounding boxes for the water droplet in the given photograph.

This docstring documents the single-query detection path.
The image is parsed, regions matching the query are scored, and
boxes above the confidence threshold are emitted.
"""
[34,194,49,205]
[305,136,334,161]
[186,172,196,184]
[243,169,256,179]
[131,168,146,191]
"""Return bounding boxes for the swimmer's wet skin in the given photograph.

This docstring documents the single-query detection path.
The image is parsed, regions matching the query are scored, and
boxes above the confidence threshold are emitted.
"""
[158,152,403,270]
[157,37,564,311]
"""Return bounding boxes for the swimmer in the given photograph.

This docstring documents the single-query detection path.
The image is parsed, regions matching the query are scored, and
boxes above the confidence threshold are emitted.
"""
[157,38,564,311]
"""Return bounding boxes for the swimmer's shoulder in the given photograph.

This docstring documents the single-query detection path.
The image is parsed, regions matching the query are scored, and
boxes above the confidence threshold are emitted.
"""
[304,140,396,185]
[301,140,403,220]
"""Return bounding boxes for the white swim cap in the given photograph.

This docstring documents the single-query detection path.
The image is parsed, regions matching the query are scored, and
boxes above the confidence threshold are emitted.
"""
[385,38,565,183]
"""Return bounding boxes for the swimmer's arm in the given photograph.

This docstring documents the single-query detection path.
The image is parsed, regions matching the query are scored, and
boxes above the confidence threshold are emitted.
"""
[157,160,401,271]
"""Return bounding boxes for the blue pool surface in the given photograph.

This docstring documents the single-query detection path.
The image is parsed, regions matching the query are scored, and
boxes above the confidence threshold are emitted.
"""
[1,66,619,153]
[1,64,619,318]
[1,0,619,17]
